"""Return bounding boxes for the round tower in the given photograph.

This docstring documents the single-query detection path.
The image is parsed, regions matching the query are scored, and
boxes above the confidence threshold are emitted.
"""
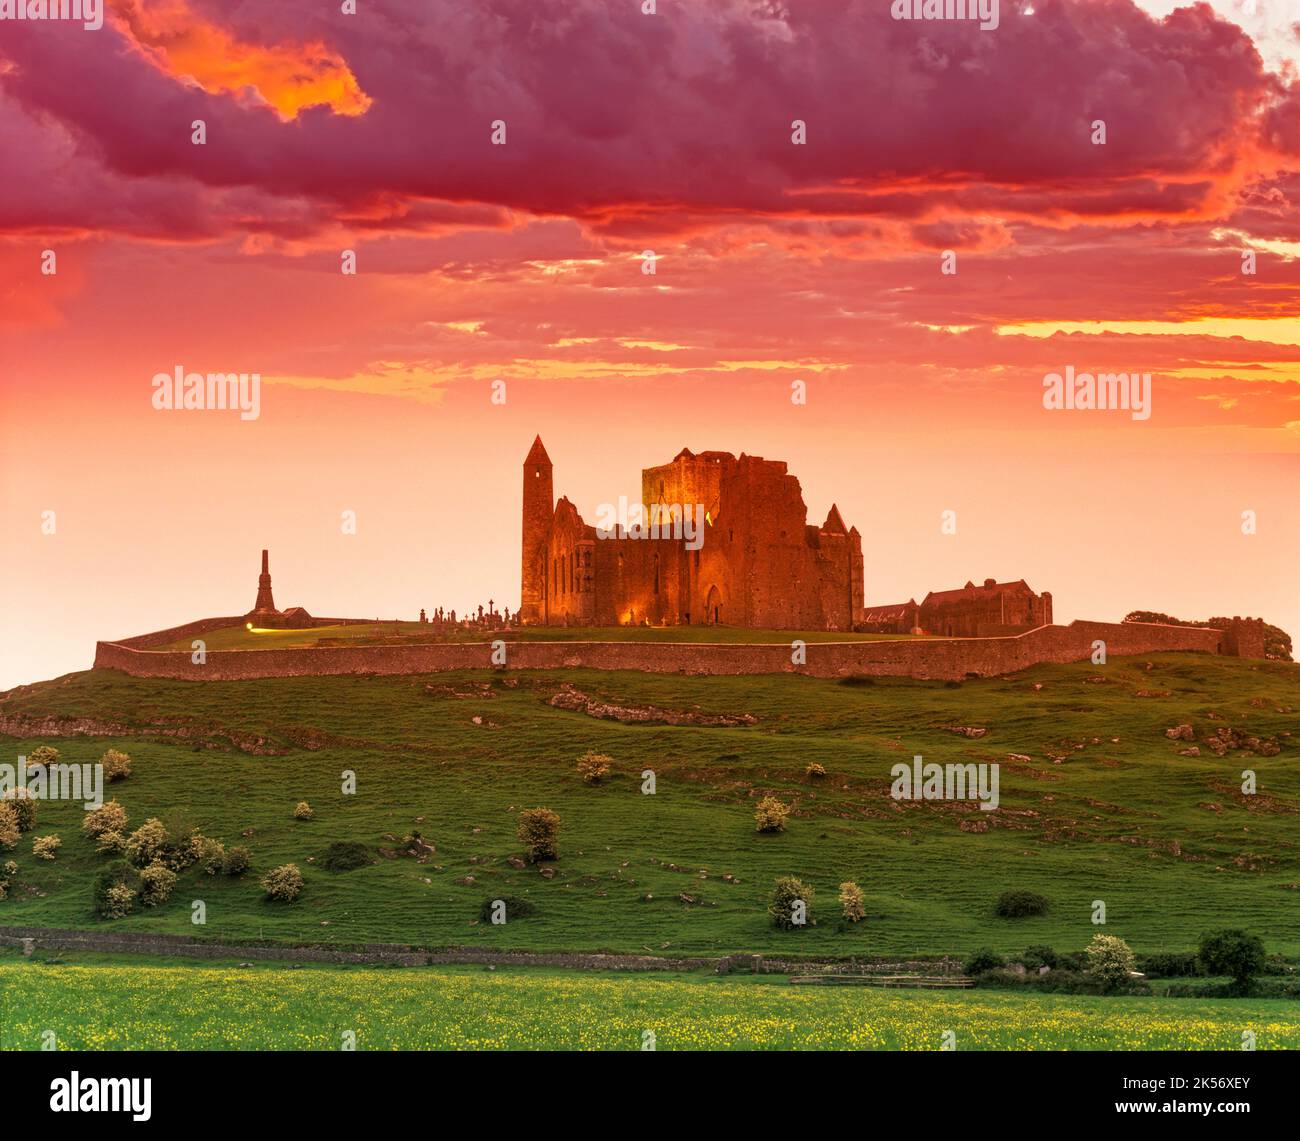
[520,436,553,624]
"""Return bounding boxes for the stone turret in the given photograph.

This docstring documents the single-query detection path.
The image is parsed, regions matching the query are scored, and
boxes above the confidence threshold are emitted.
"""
[1220,617,1267,659]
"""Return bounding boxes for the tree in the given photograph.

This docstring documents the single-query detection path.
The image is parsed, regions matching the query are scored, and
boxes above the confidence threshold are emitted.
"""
[838,881,865,923]
[517,807,560,863]
[769,876,814,930]
[1086,934,1136,992]
[1198,929,1266,994]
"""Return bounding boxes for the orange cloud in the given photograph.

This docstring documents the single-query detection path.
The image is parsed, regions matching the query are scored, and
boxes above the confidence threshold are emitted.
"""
[110,0,370,120]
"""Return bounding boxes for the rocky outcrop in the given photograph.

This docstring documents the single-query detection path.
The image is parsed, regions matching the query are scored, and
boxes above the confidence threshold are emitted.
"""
[547,685,758,727]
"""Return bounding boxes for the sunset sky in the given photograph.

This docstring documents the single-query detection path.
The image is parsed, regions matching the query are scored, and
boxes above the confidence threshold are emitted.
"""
[2,0,1298,690]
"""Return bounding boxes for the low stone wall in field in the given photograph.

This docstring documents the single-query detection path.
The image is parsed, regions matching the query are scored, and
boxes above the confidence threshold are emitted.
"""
[91,618,1229,682]
[0,925,961,973]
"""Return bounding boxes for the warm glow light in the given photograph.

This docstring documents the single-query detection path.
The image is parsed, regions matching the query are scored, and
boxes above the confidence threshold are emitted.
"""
[113,0,371,121]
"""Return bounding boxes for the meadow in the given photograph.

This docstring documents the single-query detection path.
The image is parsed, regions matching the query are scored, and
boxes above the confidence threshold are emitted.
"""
[3,952,1297,1051]
[0,652,1297,959]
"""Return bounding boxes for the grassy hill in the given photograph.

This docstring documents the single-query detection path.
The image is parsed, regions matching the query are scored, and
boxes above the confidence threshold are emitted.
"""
[1,652,1297,959]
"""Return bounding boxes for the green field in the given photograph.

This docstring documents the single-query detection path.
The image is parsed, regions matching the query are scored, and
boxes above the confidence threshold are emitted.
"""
[1,652,1297,958]
[3,952,1296,1050]
[150,622,917,652]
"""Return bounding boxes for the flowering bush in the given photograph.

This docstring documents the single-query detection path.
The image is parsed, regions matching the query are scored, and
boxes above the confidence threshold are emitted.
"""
[223,846,251,876]
[33,834,61,861]
[25,745,58,770]
[82,800,128,840]
[139,862,177,907]
[293,802,315,821]
[0,804,20,852]
[577,751,612,784]
[192,835,226,876]
[262,864,304,902]
[100,749,133,782]
[1086,934,1137,992]
[838,881,865,923]
[93,864,141,919]
[2,789,37,832]
[124,818,170,868]
[754,796,790,834]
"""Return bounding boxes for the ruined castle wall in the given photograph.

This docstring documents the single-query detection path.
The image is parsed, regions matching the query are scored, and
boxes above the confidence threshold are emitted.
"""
[110,615,369,651]
[93,619,1229,682]
[111,616,249,650]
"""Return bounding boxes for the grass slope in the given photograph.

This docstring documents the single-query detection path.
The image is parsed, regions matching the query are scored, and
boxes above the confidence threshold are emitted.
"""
[1,652,1297,957]
[3,952,1297,1050]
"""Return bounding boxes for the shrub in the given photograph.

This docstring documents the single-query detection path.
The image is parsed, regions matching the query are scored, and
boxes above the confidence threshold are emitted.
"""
[1086,934,1137,992]
[576,750,612,784]
[321,841,372,872]
[193,836,226,876]
[478,895,538,923]
[2,789,37,832]
[93,864,141,919]
[100,749,133,782]
[0,804,19,852]
[32,834,61,861]
[769,876,814,930]
[805,762,827,780]
[1197,929,1266,993]
[964,947,1005,975]
[139,862,177,907]
[222,846,251,877]
[101,883,136,919]
[82,799,128,840]
[838,881,865,923]
[261,864,304,902]
[95,830,126,856]
[517,807,560,863]
[293,801,315,821]
[994,889,1049,918]
[1139,950,1201,978]
[2,860,16,876]
[1020,945,1058,971]
[25,745,58,770]
[124,818,170,868]
[754,796,790,834]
